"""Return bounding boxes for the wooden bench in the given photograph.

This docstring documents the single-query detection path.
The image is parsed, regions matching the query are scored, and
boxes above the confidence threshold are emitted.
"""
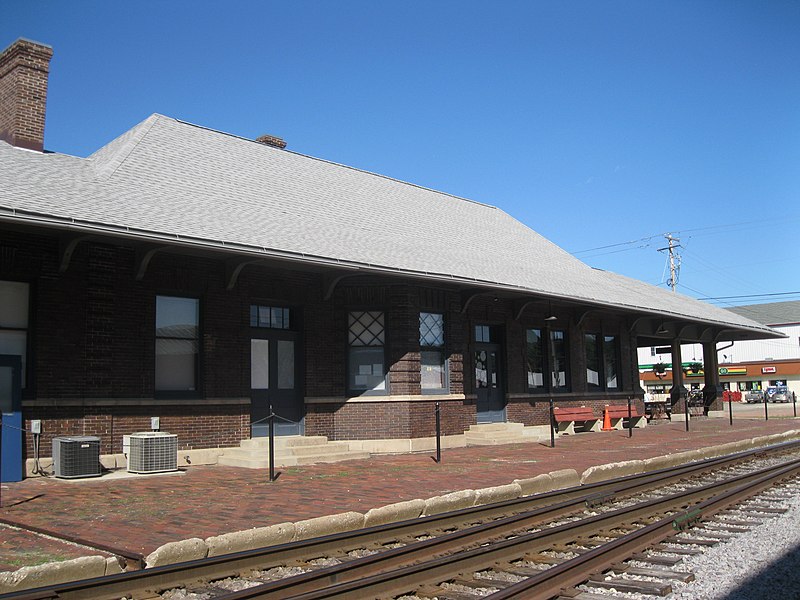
[605,404,647,430]
[553,407,601,435]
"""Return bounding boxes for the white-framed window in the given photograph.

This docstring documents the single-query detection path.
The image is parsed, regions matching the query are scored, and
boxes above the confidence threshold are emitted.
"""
[155,296,199,394]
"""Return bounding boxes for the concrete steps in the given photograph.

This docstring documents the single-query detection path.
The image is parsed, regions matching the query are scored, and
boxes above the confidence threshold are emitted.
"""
[218,436,371,469]
[465,422,548,446]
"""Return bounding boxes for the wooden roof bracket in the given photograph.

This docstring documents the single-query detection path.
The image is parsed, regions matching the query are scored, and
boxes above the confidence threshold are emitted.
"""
[576,309,593,328]
[323,272,361,301]
[58,234,90,273]
[135,245,170,281]
[225,258,263,291]
[460,290,486,314]
[514,299,536,321]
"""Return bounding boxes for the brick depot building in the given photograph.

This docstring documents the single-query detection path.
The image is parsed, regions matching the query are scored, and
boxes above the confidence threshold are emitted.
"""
[0,39,780,478]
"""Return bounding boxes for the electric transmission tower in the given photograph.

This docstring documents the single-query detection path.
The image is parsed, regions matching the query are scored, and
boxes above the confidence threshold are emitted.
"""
[658,234,681,292]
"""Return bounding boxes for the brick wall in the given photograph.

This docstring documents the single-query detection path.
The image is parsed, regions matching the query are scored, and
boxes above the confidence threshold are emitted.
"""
[3,226,653,458]
[23,404,249,458]
[305,399,473,440]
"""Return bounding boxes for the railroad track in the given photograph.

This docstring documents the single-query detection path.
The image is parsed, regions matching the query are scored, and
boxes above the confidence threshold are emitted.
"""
[215,456,800,599]
[5,441,800,600]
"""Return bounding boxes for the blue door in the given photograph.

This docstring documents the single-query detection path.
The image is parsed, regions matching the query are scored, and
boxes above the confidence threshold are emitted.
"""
[0,354,23,482]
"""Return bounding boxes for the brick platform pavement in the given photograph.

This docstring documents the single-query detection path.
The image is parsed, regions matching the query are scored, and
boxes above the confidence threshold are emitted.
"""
[1,412,798,572]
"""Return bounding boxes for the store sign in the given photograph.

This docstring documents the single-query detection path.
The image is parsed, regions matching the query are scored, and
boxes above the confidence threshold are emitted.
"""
[762,366,777,374]
[719,367,747,376]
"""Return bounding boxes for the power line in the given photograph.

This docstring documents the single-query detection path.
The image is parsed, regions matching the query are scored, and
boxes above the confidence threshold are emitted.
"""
[680,246,764,297]
[572,235,658,255]
[677,281,719,300]
[697,291,800,301]
[570,214,800,255]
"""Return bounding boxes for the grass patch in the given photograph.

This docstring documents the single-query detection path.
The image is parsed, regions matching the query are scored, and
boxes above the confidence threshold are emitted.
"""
[5,550,74,568]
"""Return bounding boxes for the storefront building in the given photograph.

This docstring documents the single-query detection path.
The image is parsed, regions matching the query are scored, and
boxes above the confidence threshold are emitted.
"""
[639,301,800,402]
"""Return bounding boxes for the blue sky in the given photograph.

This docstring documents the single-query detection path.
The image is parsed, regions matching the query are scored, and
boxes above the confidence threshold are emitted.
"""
[4,1,799,306]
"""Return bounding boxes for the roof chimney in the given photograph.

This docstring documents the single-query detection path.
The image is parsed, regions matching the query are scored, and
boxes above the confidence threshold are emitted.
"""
[255,134,287,149]
[0,38,53,152]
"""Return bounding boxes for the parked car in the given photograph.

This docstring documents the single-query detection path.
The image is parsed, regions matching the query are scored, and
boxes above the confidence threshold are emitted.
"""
[770,391,791,403]
[744,390,764,403]
[765,386,792,403]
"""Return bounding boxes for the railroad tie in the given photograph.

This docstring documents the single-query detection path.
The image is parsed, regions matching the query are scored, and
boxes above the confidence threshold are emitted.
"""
[557,592,632,600]
[622,565,695,582]
[631,552,684,566]
[744,505,789,513]
[665,535,723,546]
[652,543,703,555]
[586,574,672,596]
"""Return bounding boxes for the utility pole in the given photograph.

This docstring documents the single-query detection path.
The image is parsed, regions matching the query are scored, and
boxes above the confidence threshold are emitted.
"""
[658,234,681,292]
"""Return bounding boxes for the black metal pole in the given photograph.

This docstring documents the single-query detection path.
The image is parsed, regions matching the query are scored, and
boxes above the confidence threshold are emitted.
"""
[684,393,689,432]
[728,392,734,426]
[268,403,275,482]
[435,402,441,464]
[627,396,633,438]
[794,392,797,418]
[764,391,769,421]
[549,397,555,448]
[0,414,3,508]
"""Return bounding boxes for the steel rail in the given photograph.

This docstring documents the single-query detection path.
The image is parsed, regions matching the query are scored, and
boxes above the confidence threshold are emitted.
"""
[491,458,800,599]
[202,446,767,600]
[229,456,800,600]
[3,441,798,600]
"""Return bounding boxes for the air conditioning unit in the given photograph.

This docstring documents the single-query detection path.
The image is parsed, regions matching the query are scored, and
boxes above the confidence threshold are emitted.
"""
[125,432,178,474]
[52,436,101,479]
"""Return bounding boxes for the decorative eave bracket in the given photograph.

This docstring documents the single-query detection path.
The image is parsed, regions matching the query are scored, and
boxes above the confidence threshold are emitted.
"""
[225,258,263,291]
[135,245,171,281]
[58,234,90,273]
[460,290,486,314]
[323,273,360,301]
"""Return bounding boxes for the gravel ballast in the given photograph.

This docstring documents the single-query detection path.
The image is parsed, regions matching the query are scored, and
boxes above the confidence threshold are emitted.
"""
[667,483,800,599]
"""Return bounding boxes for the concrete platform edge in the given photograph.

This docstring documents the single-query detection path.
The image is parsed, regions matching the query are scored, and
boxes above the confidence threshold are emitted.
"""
[2,429,799,593]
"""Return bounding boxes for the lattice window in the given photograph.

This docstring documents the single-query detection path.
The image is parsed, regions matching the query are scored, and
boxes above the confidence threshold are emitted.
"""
[348,311,385,347]
[420,312,444,347]
[348,311,386,393]
[420,312,447,392]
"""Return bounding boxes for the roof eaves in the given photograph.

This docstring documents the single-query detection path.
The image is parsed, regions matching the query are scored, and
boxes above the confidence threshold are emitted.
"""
[0,205,780,339]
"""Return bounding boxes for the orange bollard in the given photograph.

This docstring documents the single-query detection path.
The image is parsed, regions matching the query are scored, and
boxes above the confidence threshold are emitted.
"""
[601,406,614,431]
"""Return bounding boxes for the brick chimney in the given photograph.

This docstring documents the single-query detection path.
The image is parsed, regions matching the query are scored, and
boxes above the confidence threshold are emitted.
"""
[255,134,287,149]
[0,38,54,152]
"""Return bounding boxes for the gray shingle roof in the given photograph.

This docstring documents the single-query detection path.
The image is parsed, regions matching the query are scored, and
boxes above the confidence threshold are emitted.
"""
[727,301,800,326]
[0,113,779,339]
